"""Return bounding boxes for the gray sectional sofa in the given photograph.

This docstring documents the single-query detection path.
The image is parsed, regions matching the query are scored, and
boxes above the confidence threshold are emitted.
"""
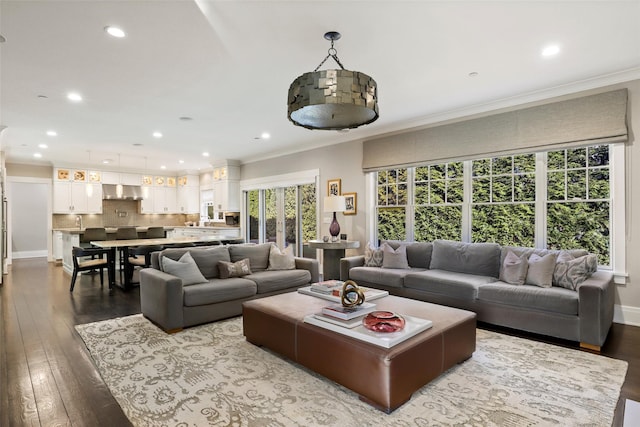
[140,243,319,332]
[340,239,614,350]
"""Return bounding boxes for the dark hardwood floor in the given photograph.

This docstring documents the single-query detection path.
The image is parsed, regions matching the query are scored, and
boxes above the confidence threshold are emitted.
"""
[1,258,638,426]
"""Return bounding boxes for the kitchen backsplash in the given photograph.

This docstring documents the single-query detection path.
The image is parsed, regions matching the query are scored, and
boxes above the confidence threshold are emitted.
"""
[53,200,200,229]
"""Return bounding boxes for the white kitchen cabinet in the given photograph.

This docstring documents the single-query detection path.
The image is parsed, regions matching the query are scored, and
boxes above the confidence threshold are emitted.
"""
[177,185,199,213]
[53,231,63,262]
[153,187,177,213]
[53,182,102,214]
[139,188,154,213]
[213,180,240,212]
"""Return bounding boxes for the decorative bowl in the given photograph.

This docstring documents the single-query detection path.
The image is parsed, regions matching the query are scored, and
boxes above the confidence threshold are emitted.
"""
[362,311,406,333]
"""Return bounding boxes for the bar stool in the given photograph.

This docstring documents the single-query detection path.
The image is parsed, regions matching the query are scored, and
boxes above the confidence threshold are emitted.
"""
[116,227,139,283]
[145,227,165,239]
[80,227,107,248]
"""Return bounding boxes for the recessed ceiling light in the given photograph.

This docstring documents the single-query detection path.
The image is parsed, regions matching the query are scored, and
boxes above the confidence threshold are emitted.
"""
[541,44,560,57]
[104,26,126,38]
[0,35,6,43]
[33,153,42,158]
[37,94,48,99]
[160,165,166,170]
[152,131,163,138]
[202,152,209,157]
[38,143,48,149]
[179,116,193,121]
[132,143,143,147]
[102,159,111,164]
[468,71,479,77]
[178,160,184,164]
[46,130,57,136]
[261,132,271,139]
[67,92,83,102]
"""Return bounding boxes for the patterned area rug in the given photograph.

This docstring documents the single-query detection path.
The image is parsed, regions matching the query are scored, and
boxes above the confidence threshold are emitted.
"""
[76,315,627,427]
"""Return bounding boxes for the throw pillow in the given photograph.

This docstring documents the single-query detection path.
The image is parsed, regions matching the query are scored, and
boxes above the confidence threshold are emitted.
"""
[553,251,598,290]
[364,242,384,267]
[525,253,557,288]
[267,244,295,270]
[161,252,208,286]
[381,243,409,269]
[499,250,528,285]
[219,258,252,279]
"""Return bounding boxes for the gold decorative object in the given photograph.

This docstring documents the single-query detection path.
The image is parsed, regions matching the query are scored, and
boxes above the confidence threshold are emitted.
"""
[340,280,366,308]
[142,176,152,185]
[167,177,176,187]
[89,171,101,182]
[155,176,165,186]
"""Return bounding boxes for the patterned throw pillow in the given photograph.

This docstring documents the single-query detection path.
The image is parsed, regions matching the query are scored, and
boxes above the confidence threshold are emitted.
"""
[218,258,252,279]
[525,253,557,288]
[499,250,528,285]
[364,242,384,267]
[553,251,598,290]
[161,252,208,286]
[381,243,409,269]
[267,244,296,270]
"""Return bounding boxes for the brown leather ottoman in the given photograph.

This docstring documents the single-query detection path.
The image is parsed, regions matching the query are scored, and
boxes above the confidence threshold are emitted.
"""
[243,292,476,413]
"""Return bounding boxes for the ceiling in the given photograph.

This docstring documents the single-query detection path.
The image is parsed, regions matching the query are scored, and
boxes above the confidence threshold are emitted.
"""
[1,1,639,174]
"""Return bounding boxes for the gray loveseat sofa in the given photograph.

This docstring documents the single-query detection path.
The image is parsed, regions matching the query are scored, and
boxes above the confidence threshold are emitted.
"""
[140,243,319,332]
[341,239,614,350]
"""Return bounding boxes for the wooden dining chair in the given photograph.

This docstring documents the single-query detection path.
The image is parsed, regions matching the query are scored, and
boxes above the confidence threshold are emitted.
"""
[126,244,163,284]
[70,246,111,292]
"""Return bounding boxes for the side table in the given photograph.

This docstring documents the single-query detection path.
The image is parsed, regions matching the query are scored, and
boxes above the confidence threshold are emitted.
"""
[308,240,360,280]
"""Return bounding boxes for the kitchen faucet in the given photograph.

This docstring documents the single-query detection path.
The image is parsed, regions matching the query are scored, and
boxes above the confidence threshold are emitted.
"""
[75,215,83,229]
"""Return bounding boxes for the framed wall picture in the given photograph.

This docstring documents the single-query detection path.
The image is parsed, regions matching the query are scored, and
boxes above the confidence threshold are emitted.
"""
[327,178,341,196]
[343,192,357,215]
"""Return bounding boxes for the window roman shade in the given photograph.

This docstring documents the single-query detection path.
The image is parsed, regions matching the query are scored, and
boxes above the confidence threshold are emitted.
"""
[362,89,628,172]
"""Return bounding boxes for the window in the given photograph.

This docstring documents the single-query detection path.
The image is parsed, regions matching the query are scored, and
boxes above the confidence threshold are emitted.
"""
[374,144,621,271]
[471,154,536,247]
[414,162,463,241]
[546,146,610,265]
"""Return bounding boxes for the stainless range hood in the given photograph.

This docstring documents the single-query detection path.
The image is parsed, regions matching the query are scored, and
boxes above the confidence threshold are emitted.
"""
[102,184,144,200]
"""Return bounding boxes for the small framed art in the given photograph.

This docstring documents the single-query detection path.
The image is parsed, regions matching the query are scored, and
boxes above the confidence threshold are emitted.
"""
[327,178,341,196]
[343,192,357,215]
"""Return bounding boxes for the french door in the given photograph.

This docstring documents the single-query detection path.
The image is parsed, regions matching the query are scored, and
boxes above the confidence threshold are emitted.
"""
[245,183,316,256]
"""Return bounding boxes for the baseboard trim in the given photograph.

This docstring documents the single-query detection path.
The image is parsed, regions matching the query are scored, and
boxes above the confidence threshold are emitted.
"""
[12,250,48,259]
[614,304,640,327]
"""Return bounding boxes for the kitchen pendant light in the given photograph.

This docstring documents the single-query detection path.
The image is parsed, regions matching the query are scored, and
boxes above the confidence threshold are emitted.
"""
[116,154,124,198]
[287,31,379,130]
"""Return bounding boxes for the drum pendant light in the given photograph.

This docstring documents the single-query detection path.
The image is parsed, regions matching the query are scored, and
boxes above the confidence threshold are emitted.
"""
[287,31,379,131]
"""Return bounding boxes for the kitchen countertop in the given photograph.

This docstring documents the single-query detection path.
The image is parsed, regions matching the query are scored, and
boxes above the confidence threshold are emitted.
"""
[53,226,176,234]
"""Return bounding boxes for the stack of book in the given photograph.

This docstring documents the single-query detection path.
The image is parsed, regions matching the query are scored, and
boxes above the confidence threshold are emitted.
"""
[312,302,376,329]
[309,280,344,296]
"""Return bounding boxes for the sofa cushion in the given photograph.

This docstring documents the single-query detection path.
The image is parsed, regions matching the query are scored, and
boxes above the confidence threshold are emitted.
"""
[267,244,296,270]
[526,253,557,288]
[182,278,257,307]
[499,250,528,285]
[477,282,578,316]
[245,269,311,294]
[500,246,588,283]
[404,270,497,300]
[430,240,501,277]
[218,258,252,278]
[364,242,384,267]
[161,252,208,286]
[157,246,230,278]
[229,243,272,272]
[348,266,425,288]
[381,243,409,269]
[382,240,433,269]
[553,251,598,290]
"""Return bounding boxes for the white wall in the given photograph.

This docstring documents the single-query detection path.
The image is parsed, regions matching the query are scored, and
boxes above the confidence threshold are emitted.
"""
[240,80,640,325]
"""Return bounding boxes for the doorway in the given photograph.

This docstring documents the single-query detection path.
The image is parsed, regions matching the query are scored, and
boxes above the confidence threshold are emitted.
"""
[8,179,52,261]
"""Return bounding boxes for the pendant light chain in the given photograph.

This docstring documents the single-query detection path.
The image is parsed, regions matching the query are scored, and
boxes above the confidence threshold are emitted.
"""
[313,38,346,72]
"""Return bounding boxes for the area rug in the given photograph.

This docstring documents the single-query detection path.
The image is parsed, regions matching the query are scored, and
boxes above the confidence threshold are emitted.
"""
[76,315,627,427]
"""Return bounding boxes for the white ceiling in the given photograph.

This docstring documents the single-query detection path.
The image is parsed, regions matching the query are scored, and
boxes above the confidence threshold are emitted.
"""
[1,0,639,174]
